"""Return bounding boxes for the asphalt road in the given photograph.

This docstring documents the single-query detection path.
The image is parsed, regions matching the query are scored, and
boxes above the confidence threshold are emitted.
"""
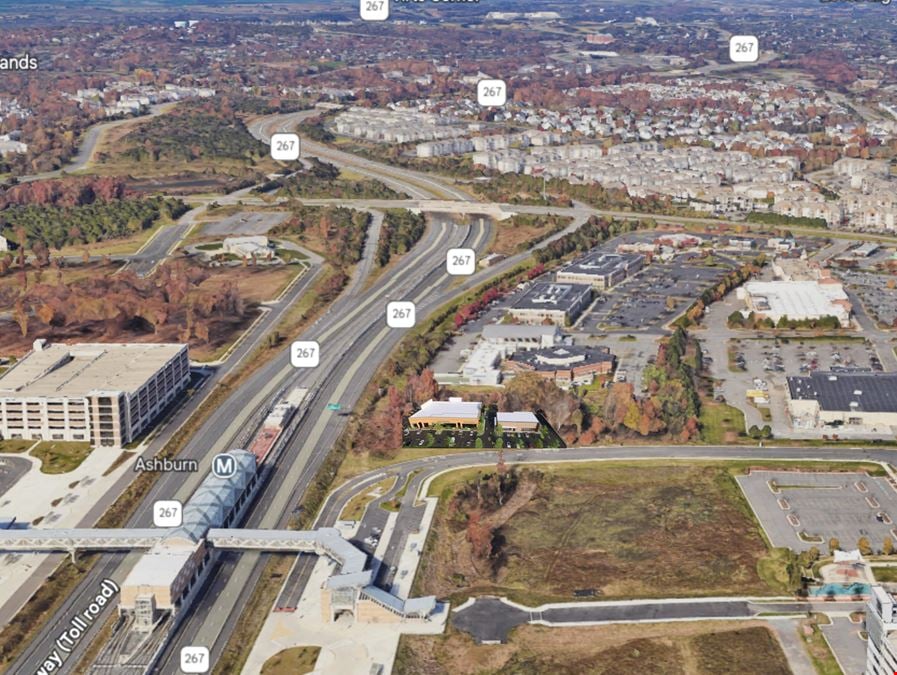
[18,103,175,184]
[451,596,863,644]
[275,443,897,619]
[245,111,474,202]
[152,212,493,673]
[12,130,494,672]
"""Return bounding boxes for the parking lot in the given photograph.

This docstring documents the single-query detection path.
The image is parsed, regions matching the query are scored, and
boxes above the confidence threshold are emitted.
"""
[737,470,897,552]
[730,336,883,377]
[841,269,897,327]
[583,251,744,334]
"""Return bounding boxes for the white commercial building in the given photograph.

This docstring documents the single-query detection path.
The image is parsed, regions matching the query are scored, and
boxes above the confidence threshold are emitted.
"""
[737,280,852,327]
[866,586,897,674]
[408,398,482,429]
[0,234,7,252]
[481,325,565,351]
[223,236,272,259]
[0,341,190,447]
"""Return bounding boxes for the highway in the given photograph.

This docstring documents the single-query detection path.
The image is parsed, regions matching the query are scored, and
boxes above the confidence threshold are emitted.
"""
[9,109,496,673]
[11,213,475,674]
[245,111,474,202]
[151,215,494,672]
[10,106,890,673]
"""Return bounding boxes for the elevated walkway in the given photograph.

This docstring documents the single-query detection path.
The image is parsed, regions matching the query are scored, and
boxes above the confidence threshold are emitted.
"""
[0,529,163,552]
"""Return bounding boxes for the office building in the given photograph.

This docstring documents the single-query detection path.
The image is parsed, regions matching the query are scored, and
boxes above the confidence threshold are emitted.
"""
[557,253,645,289]
[508,282,592,327]
[505,345,616,386]
[0,341,190,447]
[496,412,540,433]
[408,398,482,429]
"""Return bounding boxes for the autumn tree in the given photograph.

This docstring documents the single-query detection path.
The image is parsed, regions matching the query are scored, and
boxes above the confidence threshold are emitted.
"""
[858,536,873,556]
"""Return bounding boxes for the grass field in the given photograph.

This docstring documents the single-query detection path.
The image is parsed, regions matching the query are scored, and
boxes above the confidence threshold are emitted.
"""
[417,462,779,605]
[260,646,321,675]
[800,615,841,675]
[0,439,34,454]
[699,400,747,443]
[30,441,93,474]
[872,566,897,583]
[394,622,790,675]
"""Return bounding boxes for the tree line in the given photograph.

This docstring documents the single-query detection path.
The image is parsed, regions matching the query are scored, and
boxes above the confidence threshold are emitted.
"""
[0,196,188,251]
[376,209,426,267]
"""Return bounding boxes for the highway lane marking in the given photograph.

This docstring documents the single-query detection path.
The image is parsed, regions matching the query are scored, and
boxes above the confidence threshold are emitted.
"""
[315,221,448,343]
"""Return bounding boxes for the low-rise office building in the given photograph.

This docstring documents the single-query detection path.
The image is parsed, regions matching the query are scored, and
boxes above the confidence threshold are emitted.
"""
[508,282,592,327]
[496,411,540,433]
[0,341,190,447]
[786,372,897,430]
[481,325,565,351]
[556,253,645,289]
[505,345,616,387]
[452,326,569,386]
[408,398,482,429]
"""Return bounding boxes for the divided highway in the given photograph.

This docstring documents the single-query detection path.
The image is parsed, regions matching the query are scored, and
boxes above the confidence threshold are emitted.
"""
[8,112,495,674]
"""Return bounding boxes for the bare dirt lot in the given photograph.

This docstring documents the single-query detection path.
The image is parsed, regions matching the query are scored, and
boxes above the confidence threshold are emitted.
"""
[394,622,790,675]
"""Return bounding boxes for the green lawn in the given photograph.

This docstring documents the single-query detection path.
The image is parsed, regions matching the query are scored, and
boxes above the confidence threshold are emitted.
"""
[801,616,842,675]
[699,401,747,444]
[30,441,94,474]
[340,476,396,521]
[0,439,35,454]
[872,566,897,583]
[261,646,321,675]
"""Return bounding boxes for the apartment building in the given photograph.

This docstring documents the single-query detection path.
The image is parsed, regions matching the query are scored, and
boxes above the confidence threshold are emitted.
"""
[0,341,190,447]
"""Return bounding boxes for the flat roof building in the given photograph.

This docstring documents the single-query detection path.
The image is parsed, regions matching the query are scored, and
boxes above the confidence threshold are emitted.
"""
[0,341,190,447]
[408,398,482,429]
[508,282,592,327]
[866,586,897,674]
[786,372,897,431]
[481,325,565,351]
[496,411,540,433]
[737,280,852,327]
[505,345,615,387]
[556,253,645,289]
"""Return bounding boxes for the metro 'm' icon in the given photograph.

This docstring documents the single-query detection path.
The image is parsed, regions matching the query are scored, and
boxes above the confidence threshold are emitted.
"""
[212,453,237,479]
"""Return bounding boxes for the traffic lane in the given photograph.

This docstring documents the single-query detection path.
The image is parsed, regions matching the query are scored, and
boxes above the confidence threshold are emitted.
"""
[0,264,320,631]
[154,215,471,667]
[171,222,476,660]
[4,260,323,664]
[9,126,450,666]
